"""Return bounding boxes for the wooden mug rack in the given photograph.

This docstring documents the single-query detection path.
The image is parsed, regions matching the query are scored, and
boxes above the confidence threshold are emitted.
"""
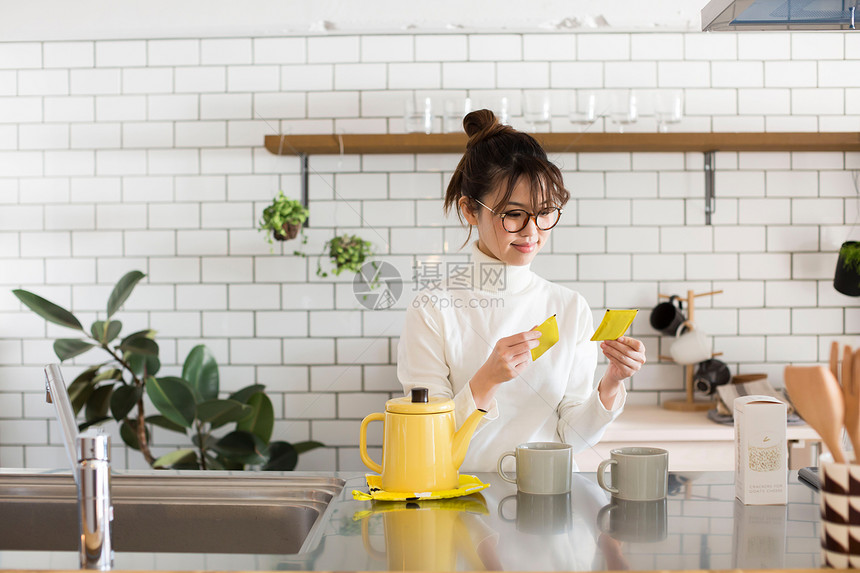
[656,289,724,412]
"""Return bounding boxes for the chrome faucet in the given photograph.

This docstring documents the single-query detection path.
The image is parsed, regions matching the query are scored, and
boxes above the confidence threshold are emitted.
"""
[45,364,114,570]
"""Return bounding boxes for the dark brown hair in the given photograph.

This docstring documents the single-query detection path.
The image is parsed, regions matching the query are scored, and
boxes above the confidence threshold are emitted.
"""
[444,109,570,242]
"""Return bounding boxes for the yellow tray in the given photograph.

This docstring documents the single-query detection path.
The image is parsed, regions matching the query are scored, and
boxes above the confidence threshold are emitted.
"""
[352,474,490,501]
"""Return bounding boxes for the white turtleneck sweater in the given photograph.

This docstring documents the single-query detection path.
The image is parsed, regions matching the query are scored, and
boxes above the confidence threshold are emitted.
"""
[397,241,626,472]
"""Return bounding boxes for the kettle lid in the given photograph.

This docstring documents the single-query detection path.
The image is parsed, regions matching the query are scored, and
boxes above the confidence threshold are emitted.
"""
[386,387,454,414]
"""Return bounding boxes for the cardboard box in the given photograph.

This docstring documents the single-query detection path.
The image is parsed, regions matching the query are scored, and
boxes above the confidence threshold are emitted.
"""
[734,395,787,505]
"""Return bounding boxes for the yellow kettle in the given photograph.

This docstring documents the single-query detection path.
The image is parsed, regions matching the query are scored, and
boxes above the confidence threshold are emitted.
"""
[359,387,486,493]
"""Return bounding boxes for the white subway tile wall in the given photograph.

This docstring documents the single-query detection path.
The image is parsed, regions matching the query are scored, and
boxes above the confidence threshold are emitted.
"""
[1,31,860,471]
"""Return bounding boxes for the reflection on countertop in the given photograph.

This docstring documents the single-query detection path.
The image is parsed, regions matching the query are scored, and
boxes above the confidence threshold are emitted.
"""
[330,471,819,572]
[0,469,821,572]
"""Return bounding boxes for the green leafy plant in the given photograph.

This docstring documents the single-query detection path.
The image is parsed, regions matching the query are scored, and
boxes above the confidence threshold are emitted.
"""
[840,242,860,275]
[259,191,309,244]
[13,271,322,470]
[317,234,374,278]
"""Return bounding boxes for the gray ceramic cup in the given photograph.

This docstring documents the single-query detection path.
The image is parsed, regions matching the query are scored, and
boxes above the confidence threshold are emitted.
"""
[498,491,572,534]
[497,442,572,495]
[597,447,669,501]
[597,498,668,542]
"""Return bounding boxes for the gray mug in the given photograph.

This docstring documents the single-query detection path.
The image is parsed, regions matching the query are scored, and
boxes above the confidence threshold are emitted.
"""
[597,498,668,542]
[597,447,669,501]
[499,491,572,535]
[498,442,572,495]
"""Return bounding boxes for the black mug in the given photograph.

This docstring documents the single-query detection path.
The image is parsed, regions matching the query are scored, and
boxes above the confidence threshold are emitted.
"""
[694,358,731,395]
[649,295,685,336]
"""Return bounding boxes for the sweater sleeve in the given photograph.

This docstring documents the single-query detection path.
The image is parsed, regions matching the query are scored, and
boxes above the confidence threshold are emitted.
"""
[556,297,626,452]
[397,293,499,431]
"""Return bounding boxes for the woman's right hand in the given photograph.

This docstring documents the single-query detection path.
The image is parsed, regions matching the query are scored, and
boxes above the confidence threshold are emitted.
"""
[470,329,542,408]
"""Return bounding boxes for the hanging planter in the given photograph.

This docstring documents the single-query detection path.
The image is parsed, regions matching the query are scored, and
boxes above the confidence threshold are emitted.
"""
[317,234,374,278]
[259,191,309,244]
[834,241,860,296]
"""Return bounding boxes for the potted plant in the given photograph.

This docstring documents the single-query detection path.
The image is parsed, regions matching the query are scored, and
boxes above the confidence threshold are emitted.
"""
[259,191,309,243]
[317,234,374,278]
[13,271,322,470]
[835,241,860,296]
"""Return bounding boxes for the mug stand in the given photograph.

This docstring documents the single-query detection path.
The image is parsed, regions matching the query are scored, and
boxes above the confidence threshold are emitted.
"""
[657,289,722,412]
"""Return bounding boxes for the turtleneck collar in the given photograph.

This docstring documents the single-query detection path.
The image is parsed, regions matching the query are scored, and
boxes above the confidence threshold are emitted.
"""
[468,241,534,294]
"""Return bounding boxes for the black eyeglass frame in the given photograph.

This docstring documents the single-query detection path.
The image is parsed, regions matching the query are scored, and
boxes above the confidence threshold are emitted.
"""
[473,199,563,233]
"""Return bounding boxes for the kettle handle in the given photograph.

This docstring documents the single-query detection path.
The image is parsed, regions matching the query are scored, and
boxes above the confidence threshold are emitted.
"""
[361,514,387,560]
[359,412,385,474]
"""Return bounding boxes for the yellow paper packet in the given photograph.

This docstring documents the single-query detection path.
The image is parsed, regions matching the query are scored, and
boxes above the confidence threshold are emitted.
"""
[590,309,638,341]
[530,314,559,361]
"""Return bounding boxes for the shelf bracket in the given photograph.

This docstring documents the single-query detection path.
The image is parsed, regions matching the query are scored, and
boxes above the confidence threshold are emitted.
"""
[300,152,309,226]
[704,150,716,226]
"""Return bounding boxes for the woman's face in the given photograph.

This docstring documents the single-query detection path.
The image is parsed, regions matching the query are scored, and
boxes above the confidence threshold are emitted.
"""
[459,178,552,267]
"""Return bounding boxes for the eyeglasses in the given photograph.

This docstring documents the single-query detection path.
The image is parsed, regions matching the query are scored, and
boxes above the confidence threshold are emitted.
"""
[474,199,562,233]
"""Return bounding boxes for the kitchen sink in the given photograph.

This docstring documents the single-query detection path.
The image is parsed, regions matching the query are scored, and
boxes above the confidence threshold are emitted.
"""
[0,472,344,556]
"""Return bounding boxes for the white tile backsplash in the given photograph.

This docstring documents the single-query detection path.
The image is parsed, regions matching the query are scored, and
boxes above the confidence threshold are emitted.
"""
[819,60,860,88]
[658,61,708,88]
[95,40,146,67]
[497,62,549,88]
[524,34,576,61]
[201,39,252,65]
[2,29,860,470]
[442,62,495,89]
[415,35,467,62]
[252,38,306,65]
[578,34,629,61]
[0,43,41,69]
[175,67,226,93]
[308,37,360,64]
[738,33,791,61]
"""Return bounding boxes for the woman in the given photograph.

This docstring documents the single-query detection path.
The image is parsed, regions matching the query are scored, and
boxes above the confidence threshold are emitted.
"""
[397,109,646,472]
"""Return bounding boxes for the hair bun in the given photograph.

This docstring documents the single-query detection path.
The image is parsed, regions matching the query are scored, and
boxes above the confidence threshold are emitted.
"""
[463,109,506,147]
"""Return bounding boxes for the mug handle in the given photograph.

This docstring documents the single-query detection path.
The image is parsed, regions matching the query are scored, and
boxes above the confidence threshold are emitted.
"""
[497,451,517,483]
[597,458,619,494]
[675,320,694,338]
[596,503,615,534]
[669,294,683,310]
[497,495,517,522]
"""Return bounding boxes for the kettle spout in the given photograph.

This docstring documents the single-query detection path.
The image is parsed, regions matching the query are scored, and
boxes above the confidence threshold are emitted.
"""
[451,408,487,469]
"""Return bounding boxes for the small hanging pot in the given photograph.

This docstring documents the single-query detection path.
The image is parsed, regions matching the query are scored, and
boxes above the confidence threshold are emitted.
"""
[834,241,860,297]
[273,222,302,241]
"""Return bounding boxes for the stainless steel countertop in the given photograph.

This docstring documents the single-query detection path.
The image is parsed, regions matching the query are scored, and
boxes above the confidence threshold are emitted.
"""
[0,470,821,571]
[314,471,820,572]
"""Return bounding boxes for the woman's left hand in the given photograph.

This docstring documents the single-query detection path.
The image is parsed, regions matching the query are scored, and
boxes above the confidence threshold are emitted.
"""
[600,336,646,384]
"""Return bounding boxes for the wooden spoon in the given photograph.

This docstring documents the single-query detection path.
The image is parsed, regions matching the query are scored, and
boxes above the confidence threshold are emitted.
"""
[847,348,860,462]
[784,365,847,464]
[830,341,840,382]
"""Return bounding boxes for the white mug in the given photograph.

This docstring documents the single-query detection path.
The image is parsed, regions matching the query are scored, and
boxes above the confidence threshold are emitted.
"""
[669,321,711,365]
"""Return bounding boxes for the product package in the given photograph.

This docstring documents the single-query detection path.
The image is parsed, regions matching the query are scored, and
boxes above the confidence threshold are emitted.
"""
[734,395,787,505]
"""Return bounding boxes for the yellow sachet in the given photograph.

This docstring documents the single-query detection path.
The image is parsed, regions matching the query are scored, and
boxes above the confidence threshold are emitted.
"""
[530,314,559,361]
[590,309,638,341]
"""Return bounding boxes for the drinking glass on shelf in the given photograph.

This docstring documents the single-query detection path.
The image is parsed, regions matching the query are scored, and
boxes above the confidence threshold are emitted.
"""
[404,97,434,134]
[655,90,683,133]
[443,98,472,134]
[523,90,552,132]
[608,89,638,133]
[497,96,510,125]
[568,91,599,131]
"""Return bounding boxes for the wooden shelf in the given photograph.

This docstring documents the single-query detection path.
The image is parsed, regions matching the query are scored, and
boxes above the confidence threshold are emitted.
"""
[264,132,860,156]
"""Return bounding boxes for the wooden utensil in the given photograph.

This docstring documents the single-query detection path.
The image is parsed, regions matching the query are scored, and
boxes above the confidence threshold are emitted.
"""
[847,348,860,461]
[784,365,847,464]
[830,341,840,382]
